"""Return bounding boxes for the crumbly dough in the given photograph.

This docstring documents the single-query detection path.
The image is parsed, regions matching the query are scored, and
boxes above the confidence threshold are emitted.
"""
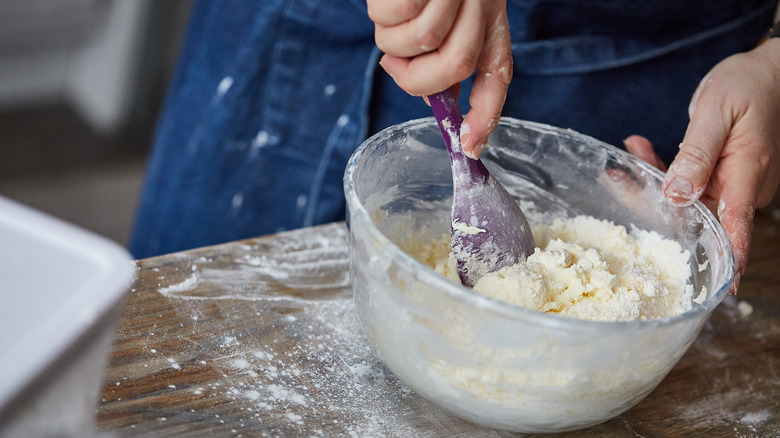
[412,215,694,321]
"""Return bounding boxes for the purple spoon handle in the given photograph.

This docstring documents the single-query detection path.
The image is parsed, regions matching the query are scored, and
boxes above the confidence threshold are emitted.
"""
[428,87,491,187]
[429,87,535,287]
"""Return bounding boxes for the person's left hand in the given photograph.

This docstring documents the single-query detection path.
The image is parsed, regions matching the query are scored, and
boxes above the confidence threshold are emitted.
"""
[624,38,780,292]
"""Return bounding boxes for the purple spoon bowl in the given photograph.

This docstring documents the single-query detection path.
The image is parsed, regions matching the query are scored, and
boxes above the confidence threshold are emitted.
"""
[428,87,535,287]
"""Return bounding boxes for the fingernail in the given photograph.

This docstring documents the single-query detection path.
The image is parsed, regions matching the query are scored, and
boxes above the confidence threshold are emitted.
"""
[464,143,484,160]
[664,177,695,206]
[730,270,742,295]
[378,56,391,75]
[717,199,726,218]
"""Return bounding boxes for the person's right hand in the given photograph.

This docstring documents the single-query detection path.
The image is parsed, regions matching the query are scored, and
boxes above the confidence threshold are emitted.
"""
[623,39,780,292]
[368,0,511,159]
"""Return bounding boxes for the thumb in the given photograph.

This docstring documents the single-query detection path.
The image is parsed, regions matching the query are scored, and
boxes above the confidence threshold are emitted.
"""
[663,84,729,207]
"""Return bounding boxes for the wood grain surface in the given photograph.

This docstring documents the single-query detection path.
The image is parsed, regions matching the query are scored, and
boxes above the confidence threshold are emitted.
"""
[96,209,780,437]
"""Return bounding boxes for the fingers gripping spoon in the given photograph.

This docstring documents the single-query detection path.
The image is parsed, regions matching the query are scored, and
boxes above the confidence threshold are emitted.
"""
[429,87,535,287]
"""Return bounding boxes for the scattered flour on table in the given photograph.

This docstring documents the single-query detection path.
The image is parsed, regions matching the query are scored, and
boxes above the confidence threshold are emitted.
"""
[194,297,437,437]
[737,300,754,318]
[158,272,199,294]
[674,385,778,437]
[148,225,458,437]
[740,410,772,426]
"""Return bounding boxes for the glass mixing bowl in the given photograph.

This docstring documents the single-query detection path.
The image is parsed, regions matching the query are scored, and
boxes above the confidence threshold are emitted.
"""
[343,117,733,433]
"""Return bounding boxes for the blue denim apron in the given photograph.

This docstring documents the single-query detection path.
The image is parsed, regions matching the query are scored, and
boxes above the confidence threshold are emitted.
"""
[130,0,776,257]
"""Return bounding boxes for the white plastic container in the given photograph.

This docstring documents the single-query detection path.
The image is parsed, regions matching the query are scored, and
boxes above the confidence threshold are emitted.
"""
[0,195,134,437]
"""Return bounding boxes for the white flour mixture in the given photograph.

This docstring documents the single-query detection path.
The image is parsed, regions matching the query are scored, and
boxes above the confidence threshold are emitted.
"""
[408,215,694,321]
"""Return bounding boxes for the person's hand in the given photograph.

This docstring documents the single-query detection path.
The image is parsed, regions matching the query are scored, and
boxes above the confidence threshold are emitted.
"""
[368,0,511,159]
[624,38,780,292]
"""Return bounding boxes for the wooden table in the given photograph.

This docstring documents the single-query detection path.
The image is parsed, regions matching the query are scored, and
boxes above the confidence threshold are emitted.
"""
[96,208,780,437]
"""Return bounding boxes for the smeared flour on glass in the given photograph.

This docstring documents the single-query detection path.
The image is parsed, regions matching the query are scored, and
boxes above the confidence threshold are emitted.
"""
[407,215,694,321]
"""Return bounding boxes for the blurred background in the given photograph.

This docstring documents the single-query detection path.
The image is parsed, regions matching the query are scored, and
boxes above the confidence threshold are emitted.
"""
[0,0,193,246]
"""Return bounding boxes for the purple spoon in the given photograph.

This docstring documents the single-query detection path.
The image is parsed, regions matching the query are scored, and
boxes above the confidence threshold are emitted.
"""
[429,87,535,287]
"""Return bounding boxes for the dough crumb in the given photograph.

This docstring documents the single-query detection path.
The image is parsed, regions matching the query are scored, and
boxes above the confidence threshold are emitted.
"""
[737,300,753,318]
